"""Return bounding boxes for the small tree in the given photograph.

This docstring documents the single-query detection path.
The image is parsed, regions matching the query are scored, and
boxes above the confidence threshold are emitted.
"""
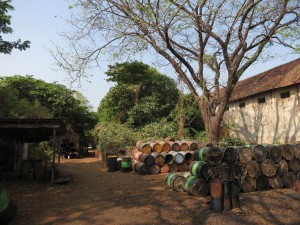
[53,0,300,143]
[0,0,30,54]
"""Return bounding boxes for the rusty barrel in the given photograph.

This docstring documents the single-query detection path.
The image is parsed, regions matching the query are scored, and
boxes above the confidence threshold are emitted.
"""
[149,142,162,153]
[210,179,223,212]
[160,152,173,164]
[169,162,179,172]
[261,159,278,177]
[284,172,297,188]
[293,144,300,159]
[179,151,194,163]
[160,164,170,173]
[256,174,269,191]
[169,151,184,164]
[269,174,284,189]
[149,164,160,175]
[221,147,238,165]
[194,147,222,165]
[215,162,235,182]
[241,176,256,192]
[249,145,267,162]
[139,153,155,166]
[121,156,132,172]
[169,141,181,152]
[159,141,171,153]
[188,178,209,197]
[234,162,247,179]
[0,186,17,225]
[166,173,185,192]
[246,161,261,178]
[151,152,165,166]
[134,162,150,175]
[288,158,300,174]
[189,161,215,181]
[131,149,142,161]
[281,144,295,161]
[277,159,289,175]
[265,145,282,162]
[187,141,199,151]
[179,141,189,151]
[235,146,252,164]
[106,156,118,172]
[178,163,189,172]
[136,141,152,153]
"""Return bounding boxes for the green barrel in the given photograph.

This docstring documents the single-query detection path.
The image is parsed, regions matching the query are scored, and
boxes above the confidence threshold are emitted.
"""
[121,156,132,172]
[0,186,17,225]
[184,175,197,192]
[166,172,177,188]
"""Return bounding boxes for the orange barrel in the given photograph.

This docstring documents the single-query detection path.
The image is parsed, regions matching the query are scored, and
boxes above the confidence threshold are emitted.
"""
[249,145,267,163]
[221,147,238,165]
[169,162,179,172]
[261,159,277,177]
[149,164,160,175]
[0,186,17,225]
[292,144,300,159]
[288,158,300,174]
[194,147,222,165]
[139,153,155,166]
[234,162,247,179]
[179,151,194,163]
[256,174,269,191]
[166,172,185,192]
[121,156,132,172]
[169,141,181,152]
[131,149,142,161]
[281,144,294,161]
[188,178,209,197]
[210,179,223,198]
[265,145,282,162]
[159,141,171,153]
[169,151,184,164]
[150,142,162,153]
[136,141,152,153]
[235,146,252,164]
[134,162,150,175]
[246,161,261,178]
[179,141,189,151]
[189,161,214,181]
[241,176,256,192]
[151,152,165,166]
[284,172,297,188]
[277,159,289,175]
[186,141,199,151]
[178,162,189,172]
[160,164,170,173]
[106,156,118,172]
[269,174,284,189]
[160,152,174,164]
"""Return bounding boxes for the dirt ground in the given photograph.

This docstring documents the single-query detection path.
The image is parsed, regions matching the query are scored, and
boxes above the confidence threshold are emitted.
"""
[3,156,300,225]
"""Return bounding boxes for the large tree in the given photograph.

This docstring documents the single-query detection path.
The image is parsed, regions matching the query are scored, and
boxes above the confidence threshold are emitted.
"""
[0,0,30,54]
[53,0,300,143]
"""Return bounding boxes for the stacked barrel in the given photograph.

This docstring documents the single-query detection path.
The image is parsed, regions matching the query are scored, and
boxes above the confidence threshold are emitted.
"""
[165,143,300,212]
[131,140,199,175]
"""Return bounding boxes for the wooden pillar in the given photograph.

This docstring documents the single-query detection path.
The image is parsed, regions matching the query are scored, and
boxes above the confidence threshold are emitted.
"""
[51,128,56,183]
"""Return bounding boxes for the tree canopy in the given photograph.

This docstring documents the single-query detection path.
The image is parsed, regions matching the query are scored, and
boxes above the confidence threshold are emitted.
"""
[0,0,30,54]
[0,75,97,136]
[53,0,300,143]
[98,61,179,127]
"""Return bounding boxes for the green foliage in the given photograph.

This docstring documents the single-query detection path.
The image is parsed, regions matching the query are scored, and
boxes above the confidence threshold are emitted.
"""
[98,61,179,127]
[218,137,246,147]
[0,0,30,54]
[0,75,97,136]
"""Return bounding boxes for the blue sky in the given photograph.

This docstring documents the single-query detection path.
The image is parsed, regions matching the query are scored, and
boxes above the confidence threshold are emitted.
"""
[0,1,299,110]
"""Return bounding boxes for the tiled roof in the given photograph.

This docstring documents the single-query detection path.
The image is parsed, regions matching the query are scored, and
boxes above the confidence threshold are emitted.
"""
[230,58,300,101]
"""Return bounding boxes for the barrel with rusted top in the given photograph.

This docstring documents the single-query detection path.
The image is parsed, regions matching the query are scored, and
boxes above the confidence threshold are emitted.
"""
[250,145,267,162]
[179,141,189,151]
[265,145,282,162]
[150,142,162,153]
[136,141,152,153]
[159,141,171,153]
[151,152,165,166]
[235,146,252,164]
[169,141,181,152]
[261,159,277,177]
[169,162,179,172]
[194,147,222,165]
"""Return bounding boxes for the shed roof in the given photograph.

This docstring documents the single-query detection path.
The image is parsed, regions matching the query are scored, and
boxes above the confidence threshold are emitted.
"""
[230,58,300,101]
[0,119,63,142]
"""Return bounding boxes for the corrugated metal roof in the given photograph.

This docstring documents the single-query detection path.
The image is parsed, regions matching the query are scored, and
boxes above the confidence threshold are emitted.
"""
[230,58,300,101]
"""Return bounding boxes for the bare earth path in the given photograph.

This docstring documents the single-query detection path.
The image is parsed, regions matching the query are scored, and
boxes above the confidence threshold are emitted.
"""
[4,157,300,225]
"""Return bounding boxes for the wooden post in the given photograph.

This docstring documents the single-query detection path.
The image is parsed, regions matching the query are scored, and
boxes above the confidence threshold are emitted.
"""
[51,128,56,183]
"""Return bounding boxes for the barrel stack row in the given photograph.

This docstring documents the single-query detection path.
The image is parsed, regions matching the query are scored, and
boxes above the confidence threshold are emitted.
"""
[166,144,300,211]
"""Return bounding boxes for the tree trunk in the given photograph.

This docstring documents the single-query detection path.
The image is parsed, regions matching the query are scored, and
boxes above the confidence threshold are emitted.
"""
[178,91,185,139]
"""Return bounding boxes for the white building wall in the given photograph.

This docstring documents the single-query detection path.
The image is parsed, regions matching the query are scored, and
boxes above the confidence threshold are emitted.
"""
[223,85,300,144]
